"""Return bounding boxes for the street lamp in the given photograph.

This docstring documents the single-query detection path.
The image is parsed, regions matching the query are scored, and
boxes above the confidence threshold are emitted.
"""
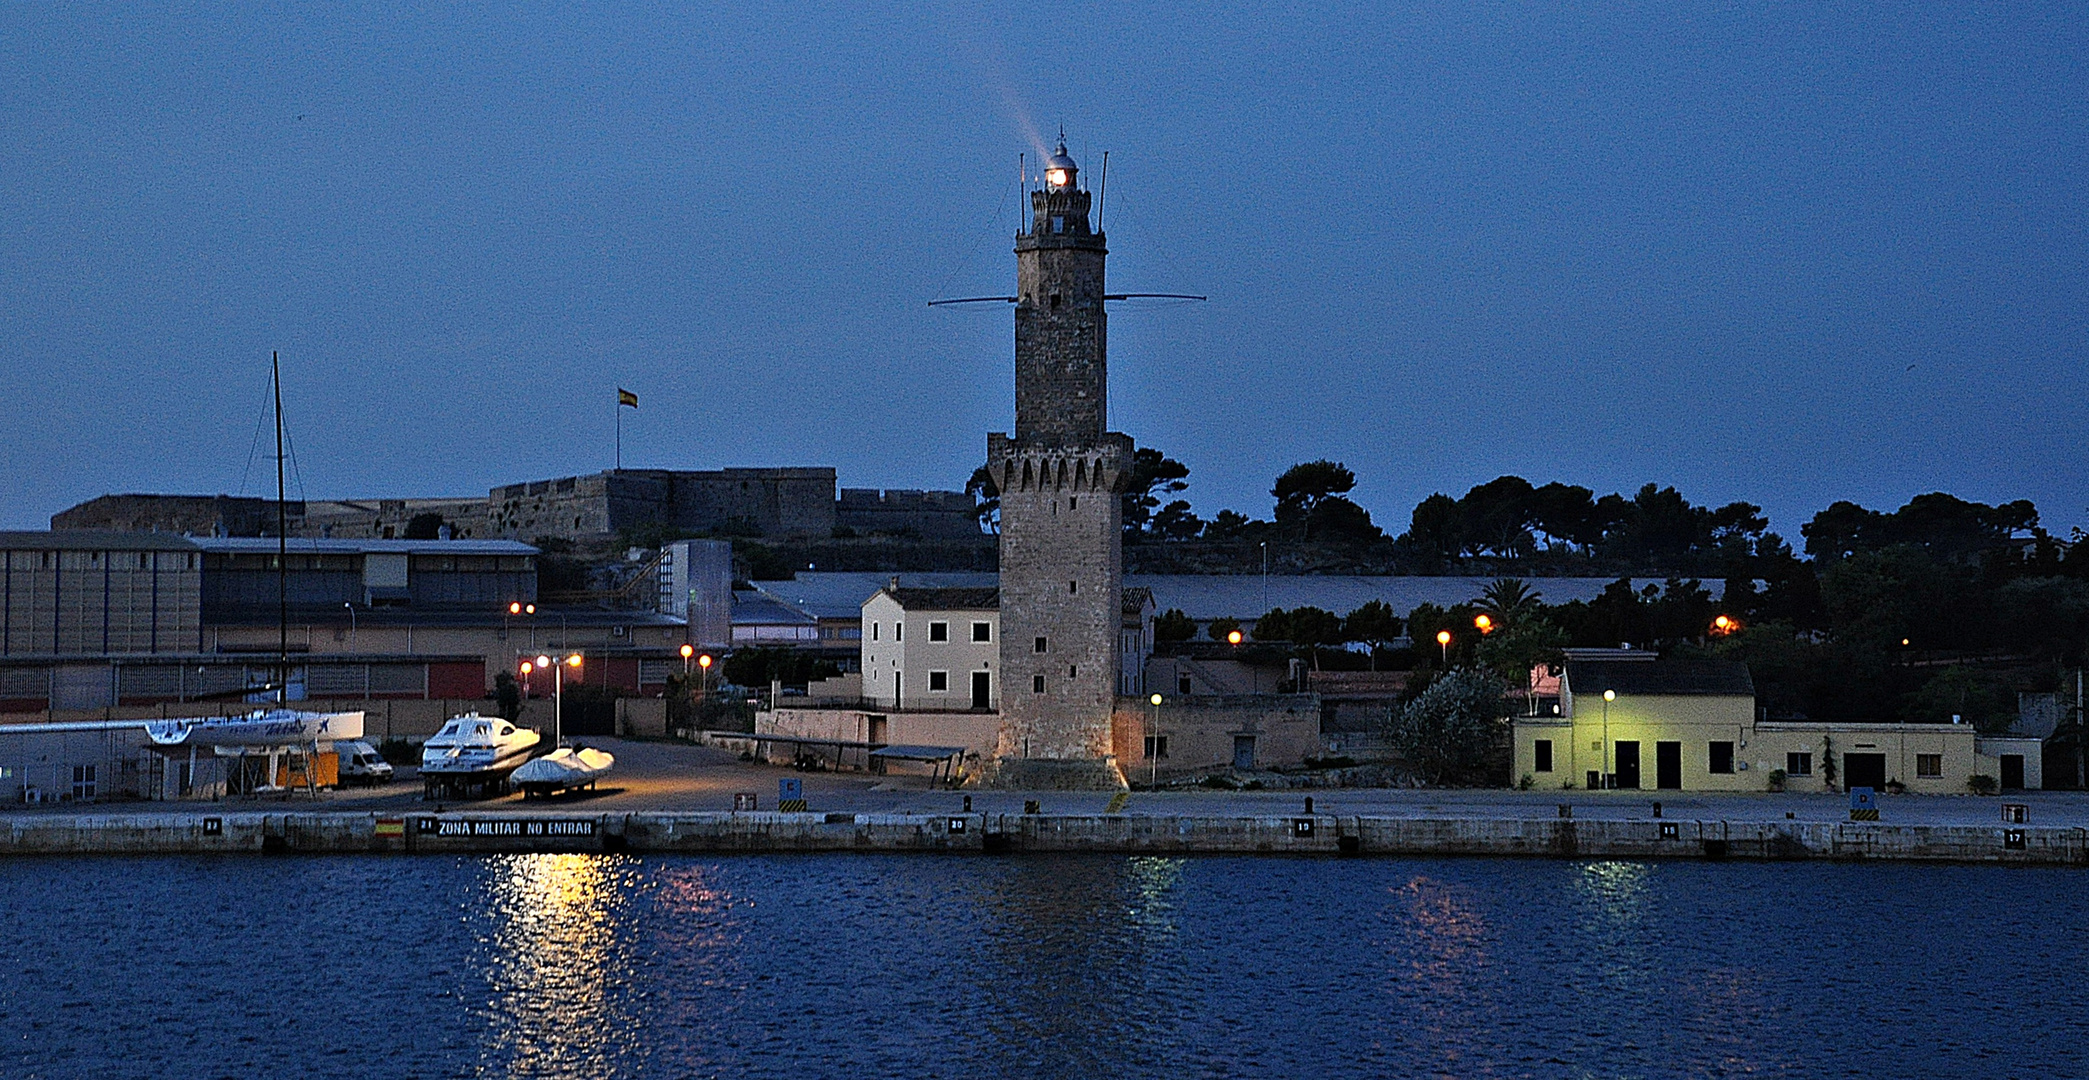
[1226,629,1244,646]
[535,652,582,747]
[518,660,533,702]
[1474,613,1494,635]
[696,653,714,717]
[1436,629,1452,665]
[680,643,695,673]
[1148,692,1164,789]
[342,601,356,646]
[1602,688,1616,790]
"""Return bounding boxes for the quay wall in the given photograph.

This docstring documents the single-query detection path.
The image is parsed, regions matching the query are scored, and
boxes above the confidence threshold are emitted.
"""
[1,812,2084,864]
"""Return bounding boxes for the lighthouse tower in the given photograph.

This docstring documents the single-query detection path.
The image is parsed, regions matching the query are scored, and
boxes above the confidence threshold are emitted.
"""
[986,138,1133,790]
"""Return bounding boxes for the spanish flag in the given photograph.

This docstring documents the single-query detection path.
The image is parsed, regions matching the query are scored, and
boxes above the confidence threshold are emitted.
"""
[617,388,639,409]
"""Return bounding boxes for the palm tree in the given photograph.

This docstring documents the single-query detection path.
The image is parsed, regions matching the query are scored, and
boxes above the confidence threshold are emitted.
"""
[1478,578,1543,624]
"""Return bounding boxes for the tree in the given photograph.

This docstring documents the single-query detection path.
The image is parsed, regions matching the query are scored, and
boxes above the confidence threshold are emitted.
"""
[1151,500,1204,541]
[1478,578,1543,623]
[1408,493,1463,559]
[1272,460,1362,540]
[1251,608,1292,643]
[1123,447,1191,536]
[1153,608,1197,643]
[1342,600,1404,669]
[1381,667,1511,784]
[966,465,999,534]
[1286,606,1347,669]
[1207,617,1243,643]
[1203,509,1262,541]
[493,670,522,721]
[1459,475,1537,557]
[1474,617,1569,711]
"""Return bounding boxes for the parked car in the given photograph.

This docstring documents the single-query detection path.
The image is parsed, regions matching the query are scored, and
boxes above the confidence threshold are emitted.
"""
[335,740,395,785]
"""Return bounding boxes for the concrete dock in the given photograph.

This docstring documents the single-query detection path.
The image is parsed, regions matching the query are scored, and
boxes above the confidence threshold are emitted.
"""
[5,739,2082,862]
[3,807,2082,863]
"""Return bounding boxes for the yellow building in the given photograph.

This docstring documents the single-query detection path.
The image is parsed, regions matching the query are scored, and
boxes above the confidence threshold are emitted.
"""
[1513,652,2040,793]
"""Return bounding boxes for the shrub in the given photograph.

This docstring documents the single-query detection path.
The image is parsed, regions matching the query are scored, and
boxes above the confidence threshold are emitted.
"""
[1379,666,1510,785]
[1968,774,2000,796]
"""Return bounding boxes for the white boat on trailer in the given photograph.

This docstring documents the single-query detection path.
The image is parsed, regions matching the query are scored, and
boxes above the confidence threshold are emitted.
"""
[512,745,615,798]
[420,713,541,797]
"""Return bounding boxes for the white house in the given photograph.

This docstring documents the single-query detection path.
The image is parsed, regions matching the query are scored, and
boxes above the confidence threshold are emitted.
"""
[861,585,1000,711]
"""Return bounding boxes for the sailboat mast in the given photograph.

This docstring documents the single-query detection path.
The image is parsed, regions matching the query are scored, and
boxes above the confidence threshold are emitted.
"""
[274,351,288,707]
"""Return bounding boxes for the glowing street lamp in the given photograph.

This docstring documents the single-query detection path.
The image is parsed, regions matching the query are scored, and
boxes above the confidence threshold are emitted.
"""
[1710,614,1739,637]
[1602,688,1616,790]
[680,643,695,673]
[1148,692,1164,788]
[1436,629,1452,665]
[1226,629,1244,645]
[518,660,534,701]
[1474,613,1495,635]
[534,652,581,747]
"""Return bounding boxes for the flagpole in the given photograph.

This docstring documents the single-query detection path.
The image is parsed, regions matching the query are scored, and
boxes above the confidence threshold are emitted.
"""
[616,393,622,471]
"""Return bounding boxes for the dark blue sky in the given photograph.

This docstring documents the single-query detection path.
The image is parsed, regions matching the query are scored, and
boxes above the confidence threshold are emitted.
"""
[3,3,2083,539]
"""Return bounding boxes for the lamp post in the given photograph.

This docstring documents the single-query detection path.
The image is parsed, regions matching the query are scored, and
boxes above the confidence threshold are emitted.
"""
[680,643,695,674]
[697,653,714,721]
[342,602,356,646]
[1148,692,1163,789]
[1602,688,1616,790]
[536,652,582,747]
[1436,629,1452,666]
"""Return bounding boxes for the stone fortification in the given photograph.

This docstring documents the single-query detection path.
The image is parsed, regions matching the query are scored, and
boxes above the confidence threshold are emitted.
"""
[491,468,838,541]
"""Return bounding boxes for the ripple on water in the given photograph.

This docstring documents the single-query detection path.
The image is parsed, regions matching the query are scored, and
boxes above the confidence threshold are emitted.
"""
[0,856,2082,1079]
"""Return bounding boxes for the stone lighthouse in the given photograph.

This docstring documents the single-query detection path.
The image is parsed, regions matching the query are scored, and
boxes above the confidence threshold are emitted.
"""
[986,138,1133,790]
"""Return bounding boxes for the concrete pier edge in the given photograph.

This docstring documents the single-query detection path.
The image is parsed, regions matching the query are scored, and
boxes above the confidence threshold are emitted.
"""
[2,810,2084,864]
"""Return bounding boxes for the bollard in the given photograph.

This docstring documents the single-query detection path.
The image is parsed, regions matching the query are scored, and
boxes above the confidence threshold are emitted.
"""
[1304,796,1314,814]
[963,795,973,813]
[1652,801,1662,818]
[1557,804,1572,819]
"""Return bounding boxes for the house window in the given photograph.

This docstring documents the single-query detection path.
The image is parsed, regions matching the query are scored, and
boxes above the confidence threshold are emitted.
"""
[928,670,949,692]
[929,621,949,642]
[894,622,902,641]
[1917,753,1942,778]
[1534,740,1553,773]
[1144,735,1169,760]
[871,623,879,642]
[1069,580,1078,594]
[1068,665,1077,678]
[1709,741,1735,774]
[1032,675,1046,693]
[1786,752,1813,776]
[1069,497,1077,510]
[1034,636,1048,653]
[972,622,992,643]
[1178,674,1191,695]
[71,764,96,800]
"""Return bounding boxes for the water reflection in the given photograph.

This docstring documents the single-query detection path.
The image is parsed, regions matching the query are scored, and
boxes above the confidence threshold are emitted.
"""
[971,855,1193,1077]
[475,853,642,1077]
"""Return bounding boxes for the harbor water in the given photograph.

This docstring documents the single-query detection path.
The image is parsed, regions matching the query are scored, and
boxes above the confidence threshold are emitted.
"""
[1,854,2080,1079]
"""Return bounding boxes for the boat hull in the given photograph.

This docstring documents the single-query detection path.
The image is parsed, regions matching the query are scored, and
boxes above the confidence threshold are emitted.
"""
[144,710,365,748]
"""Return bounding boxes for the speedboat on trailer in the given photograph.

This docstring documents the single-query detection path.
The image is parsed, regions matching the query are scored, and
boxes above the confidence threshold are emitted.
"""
[512,745,615,798]
[420,713,540,796]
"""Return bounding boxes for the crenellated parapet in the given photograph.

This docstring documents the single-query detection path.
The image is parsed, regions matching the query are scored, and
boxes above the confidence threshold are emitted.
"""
[987,433,1135,496]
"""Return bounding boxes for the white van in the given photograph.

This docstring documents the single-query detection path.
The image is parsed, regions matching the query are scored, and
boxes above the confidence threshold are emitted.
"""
[335,740,395,785]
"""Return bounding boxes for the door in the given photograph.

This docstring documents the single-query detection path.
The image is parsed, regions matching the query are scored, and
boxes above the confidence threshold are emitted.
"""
[1655,741,1682,789]
[1844,753,1887,790]
[866,716,888,747]
[971,671,991,709]
[1233,735,1256,771]
[1614,741,1641,790]
[2001,755,2025,790]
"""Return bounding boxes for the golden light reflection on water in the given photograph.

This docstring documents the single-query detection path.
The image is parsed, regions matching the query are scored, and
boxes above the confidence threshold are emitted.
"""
[1383,875,1496,1076]
[477,853,638,1076]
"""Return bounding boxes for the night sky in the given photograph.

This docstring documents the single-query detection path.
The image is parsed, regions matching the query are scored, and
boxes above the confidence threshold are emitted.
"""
[3,3,2083,538]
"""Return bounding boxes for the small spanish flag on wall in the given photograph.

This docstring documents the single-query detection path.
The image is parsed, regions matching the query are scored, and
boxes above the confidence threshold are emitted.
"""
[617,388,639,408]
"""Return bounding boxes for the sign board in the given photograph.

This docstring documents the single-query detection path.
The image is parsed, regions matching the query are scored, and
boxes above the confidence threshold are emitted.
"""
[1292,819,1315,838]
[201,817,222,835]
[1659,822,1679,840]
[779,777,803,802]
[2005,829,2027,850]
[947,817,967,833]
[414,818,596,838]
[733,793,757,812]
[375,818,404,838]
[1849,786,1879,821]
